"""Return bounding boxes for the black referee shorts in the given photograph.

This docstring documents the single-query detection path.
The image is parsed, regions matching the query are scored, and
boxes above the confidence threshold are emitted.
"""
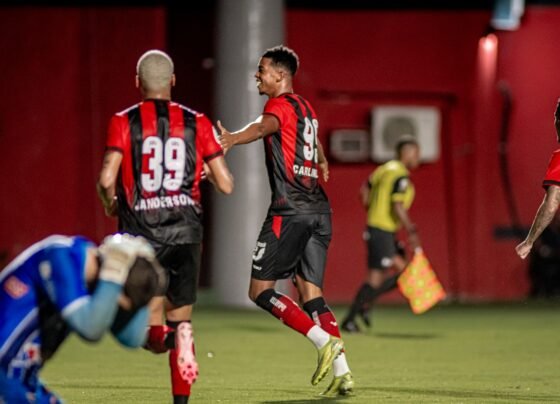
[364,226,400,270]
[155,243,201,307]
[251,213,332,288]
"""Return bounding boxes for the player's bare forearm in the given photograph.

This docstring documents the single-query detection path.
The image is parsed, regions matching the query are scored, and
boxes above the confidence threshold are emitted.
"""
[206,156,234,194]
[524,186,560,245]
[317,141,329,182]
[97,151,122,216]
[393,202,416,235]
[217,115,279,153]
[360,182,370,209]
[393,201,420,249]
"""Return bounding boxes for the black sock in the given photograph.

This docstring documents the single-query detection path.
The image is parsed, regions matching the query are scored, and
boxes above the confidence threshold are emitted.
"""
[173,395,189,404]
[361,274,401,315]
[345,283,376,321]
[377,274,399,295]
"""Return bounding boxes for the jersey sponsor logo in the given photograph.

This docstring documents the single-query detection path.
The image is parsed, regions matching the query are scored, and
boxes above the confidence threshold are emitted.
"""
[252,241,266,262]
[293,164,318,179]
[270,296,287,312]
[4,276,29,299]
[134,194,197,211]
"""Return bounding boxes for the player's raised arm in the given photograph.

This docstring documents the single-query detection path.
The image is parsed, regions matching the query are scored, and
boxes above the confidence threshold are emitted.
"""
[217,114,279,153]
[516,185,560,259]
[97,151,122,217]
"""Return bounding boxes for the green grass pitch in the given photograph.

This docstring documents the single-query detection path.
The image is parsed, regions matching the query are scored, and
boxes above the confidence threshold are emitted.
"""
[42,303,560,403]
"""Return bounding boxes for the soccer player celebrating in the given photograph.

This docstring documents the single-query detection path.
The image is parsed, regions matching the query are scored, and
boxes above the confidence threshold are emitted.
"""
[341,136,421,332]
[0,233,164,403]
[516,99,560,260]
[97,50,234,404]
[218,45,353,396]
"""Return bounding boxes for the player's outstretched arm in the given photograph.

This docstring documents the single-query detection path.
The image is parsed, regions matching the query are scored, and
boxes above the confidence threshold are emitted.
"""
[97,151,123,216]
[205,156,234,194]
[217,114,279,153]
[516,185,560,259]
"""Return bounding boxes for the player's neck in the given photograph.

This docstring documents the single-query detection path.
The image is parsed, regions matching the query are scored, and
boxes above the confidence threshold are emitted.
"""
[142,90,172,101]
[269,85,294,99]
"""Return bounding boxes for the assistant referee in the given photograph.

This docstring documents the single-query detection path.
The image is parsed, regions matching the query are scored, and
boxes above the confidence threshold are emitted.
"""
[342,135,421,332]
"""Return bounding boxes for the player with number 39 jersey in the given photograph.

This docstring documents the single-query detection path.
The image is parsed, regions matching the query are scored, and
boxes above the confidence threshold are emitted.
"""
[97,50,233,404]
[105,100,222,246]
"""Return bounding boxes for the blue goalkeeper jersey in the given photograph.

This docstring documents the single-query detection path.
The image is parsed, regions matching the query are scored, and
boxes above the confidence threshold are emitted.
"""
[0,235,93,382]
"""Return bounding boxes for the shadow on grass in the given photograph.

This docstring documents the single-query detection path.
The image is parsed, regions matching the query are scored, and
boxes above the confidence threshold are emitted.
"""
[372,332,440,340]
[227,323,280,333]
[261,397,351,403]
[48,383,168,391]
[367,386,559,402]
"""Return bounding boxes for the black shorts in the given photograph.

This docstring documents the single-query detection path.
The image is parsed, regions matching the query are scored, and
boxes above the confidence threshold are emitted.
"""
[364,226,401,270]
[251,213,332,288]
[155,244,201,307]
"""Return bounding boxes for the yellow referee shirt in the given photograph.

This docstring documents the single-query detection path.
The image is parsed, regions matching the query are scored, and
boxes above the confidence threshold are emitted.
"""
[366,160,415,232]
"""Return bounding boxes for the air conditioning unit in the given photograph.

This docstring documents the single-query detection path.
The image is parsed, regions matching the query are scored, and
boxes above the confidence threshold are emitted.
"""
[371,105,441,163]
[329,129,369,163]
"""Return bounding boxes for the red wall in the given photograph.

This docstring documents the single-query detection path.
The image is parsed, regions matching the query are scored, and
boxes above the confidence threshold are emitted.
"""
[2,6,560,302]
[287,7,560,302]
[0,8,166,262]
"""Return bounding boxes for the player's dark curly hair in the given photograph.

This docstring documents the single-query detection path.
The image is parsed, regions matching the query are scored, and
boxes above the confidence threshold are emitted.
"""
[262,45,299,76]
[555,98,560,119]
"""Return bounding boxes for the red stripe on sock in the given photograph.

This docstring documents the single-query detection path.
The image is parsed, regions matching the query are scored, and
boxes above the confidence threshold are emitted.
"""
[270,294,315,336]
[169,349,192,396]
[318,311,342,338]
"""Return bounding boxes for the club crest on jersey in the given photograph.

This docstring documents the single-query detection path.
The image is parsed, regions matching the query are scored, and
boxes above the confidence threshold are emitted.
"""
[4,275,29,299]
[252,241,266,262]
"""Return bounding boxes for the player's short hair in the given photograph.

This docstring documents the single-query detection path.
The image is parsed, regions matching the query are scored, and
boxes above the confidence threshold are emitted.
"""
[136,50,174,92]
[262,45,299,76]
[395,135,419,158]
[124,257,167,309]
[555,98,560,119]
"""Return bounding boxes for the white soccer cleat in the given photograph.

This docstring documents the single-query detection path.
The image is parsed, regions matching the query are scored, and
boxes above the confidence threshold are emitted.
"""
[176,322,199,384]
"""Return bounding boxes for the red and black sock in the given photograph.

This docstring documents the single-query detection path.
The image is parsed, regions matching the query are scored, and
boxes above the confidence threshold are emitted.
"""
[303,297,342,338]
[254,288,315,335]
[167,320,191,402]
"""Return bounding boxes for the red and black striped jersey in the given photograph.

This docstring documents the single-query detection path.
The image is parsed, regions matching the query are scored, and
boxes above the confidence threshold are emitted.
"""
[262,93,330,215]
[105,99,223,245]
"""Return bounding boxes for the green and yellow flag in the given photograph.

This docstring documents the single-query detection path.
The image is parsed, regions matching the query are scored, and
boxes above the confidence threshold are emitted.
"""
[398,250,446,314]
